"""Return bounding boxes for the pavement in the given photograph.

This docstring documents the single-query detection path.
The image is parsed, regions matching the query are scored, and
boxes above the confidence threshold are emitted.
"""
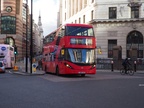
[9,61,45,76]
[9,61,144,76]
[98,69,144,74]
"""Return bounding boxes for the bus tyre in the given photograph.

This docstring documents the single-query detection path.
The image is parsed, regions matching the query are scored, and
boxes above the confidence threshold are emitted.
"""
[56,66,60,76]
[45,66,47,73]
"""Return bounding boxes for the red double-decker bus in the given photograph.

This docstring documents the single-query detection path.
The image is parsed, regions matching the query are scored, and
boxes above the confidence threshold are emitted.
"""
[42,23,96,76]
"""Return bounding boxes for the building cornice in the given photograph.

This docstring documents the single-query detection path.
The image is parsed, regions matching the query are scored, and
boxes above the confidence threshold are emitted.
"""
[89,18,144,24]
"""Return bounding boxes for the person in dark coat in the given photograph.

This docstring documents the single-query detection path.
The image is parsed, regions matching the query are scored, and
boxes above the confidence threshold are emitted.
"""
[122,58,131,74]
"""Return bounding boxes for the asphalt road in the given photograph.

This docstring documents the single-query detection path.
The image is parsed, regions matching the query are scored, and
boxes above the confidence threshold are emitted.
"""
[0,71,144,108]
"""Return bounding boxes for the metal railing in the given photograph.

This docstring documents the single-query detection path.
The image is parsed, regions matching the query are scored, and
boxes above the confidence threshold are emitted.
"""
[96,58,144,70]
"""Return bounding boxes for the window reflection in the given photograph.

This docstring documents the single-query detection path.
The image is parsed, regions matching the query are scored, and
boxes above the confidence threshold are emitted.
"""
[66,49,95,63]
[66,26,94,36]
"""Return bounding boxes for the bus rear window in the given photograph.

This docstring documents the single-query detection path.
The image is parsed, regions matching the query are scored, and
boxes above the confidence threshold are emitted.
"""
[65,26,94,36]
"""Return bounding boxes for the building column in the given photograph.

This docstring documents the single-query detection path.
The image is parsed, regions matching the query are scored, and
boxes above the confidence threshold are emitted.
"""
[71,0,73,16]
[69,0,72,17]
[78,0,81,11]
[74,0,76,14]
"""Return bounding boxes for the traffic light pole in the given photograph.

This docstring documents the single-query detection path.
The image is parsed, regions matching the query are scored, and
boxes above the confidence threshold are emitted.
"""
[15,54,16,63]
[25,0,28,73]
[14,45,17,63]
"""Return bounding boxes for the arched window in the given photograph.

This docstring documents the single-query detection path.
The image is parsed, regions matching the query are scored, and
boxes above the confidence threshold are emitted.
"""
[127,31,143,58]
[4,37,15,46]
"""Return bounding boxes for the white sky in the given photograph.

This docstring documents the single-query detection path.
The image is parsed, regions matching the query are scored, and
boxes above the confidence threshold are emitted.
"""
[27,0,59,36]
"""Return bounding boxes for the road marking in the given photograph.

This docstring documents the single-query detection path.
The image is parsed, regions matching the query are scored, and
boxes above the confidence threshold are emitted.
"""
[139,84,144,87]
[39,74,144,82]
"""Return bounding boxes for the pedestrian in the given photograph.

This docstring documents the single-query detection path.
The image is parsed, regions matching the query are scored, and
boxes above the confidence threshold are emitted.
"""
[38,59,42,70]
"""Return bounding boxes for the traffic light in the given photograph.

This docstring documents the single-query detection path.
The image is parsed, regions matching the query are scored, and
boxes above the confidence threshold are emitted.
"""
[14,46,17,55]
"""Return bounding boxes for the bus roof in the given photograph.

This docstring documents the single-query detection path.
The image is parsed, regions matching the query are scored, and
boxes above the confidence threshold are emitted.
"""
[44,23,93,37]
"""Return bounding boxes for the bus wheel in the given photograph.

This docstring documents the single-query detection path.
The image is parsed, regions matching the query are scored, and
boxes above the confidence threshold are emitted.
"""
[56,66,60,76]
[45,66,47,73]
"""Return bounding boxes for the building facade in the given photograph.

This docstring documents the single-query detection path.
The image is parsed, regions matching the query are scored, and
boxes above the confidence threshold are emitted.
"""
[59,0,144,60]
[0,0,43,61]
[0,0,24,61]
[22,2,30,60]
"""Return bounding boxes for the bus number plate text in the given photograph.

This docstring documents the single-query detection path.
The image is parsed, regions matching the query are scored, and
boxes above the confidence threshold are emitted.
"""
[79,72,85,74]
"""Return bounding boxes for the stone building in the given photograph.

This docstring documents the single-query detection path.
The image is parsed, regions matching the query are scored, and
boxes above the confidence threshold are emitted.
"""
[0,0,24,61]
[0,0,43,61]
[58,0,144,60]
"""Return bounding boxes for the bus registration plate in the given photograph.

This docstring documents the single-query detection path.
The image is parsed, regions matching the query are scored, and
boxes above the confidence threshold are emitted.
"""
[79,72,85,74]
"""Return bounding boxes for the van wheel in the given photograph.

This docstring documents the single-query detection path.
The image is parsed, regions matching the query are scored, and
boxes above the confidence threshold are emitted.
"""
[56,66,60,76]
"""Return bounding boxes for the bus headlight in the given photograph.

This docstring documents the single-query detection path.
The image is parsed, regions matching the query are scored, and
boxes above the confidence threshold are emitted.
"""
[64,63,73,69]
[90,64,96,69]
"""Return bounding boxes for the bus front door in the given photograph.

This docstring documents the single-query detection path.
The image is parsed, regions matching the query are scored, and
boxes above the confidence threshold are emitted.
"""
[57,56,65,74]
[49,54,56,73]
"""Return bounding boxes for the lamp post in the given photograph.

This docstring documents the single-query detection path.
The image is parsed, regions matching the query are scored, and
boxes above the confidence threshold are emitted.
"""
[0,0,1,13]
[25,0,28,73]
[30,0,33,74]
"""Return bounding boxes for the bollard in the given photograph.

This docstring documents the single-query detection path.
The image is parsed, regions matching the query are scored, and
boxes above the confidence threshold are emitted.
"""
[13,65,18,71]
[111,60,113,72]
[32,67,36,72]
[32,63,37,73]
[134,61,136,72]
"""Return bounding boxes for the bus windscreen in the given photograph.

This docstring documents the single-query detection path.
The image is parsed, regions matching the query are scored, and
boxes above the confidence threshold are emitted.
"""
[65,26,94,36]
[66,49,95,64]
